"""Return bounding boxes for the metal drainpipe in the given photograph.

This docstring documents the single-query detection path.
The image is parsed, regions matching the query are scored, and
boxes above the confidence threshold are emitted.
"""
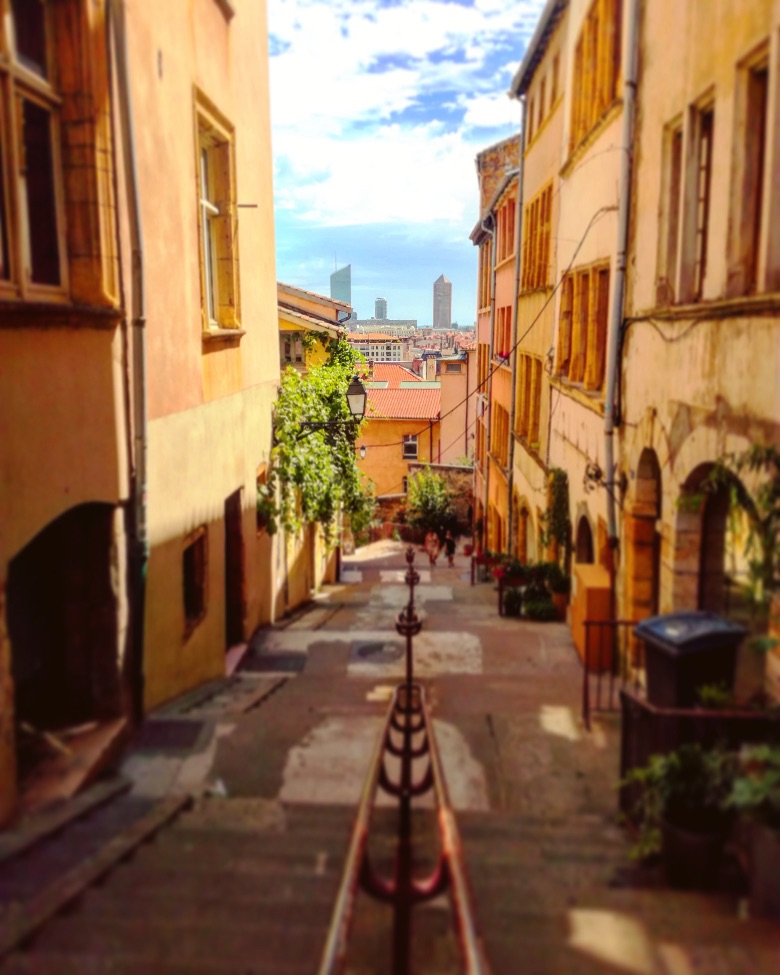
[506,97,527,556]
[482,213,498,550]
[109,0,148,725]
[604,0,639,591]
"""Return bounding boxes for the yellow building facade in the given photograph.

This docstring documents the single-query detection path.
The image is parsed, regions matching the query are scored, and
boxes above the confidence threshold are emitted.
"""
[0,0,280,824]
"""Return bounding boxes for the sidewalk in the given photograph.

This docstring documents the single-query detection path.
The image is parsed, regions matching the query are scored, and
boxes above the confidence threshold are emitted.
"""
[0,541,777,973]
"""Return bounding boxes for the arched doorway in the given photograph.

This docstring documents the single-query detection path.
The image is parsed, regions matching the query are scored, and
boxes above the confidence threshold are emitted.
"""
[575,516,594,563]
[698,480,731,612]
[7,504,121,750]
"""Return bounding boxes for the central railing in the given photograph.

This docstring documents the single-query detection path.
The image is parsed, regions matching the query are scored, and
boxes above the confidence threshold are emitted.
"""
[318,547,489,975]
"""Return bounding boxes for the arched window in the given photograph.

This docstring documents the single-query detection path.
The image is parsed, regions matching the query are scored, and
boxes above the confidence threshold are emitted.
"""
[575,516,594,563]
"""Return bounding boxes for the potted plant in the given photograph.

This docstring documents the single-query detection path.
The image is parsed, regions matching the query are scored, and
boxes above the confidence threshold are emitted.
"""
[524,598,558,622]
[726,744,780,918]
[503,586,523,618]
[622,743,736,889]
[545,562,571,620]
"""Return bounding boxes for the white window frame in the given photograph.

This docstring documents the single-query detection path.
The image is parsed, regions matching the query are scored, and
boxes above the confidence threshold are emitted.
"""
[402,434,418,460]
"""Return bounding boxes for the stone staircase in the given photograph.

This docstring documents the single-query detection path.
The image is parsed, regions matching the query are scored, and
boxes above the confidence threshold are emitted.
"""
[0,798,355,975]
[457,810,780,975]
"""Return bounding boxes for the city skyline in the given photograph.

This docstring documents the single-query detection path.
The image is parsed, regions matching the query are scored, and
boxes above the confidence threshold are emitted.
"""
[269,0,546,326]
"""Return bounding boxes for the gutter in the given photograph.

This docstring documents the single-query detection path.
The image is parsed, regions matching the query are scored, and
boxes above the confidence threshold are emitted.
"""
[506,105,527,555]
[108,0,148,724]
[604,0,639,574]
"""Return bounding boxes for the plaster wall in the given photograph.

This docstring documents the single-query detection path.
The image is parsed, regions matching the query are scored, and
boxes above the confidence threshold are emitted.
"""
[123,0,278,421]
[627,0,776,313]
[144,381,277,709]
[439,369,468,463]
[357,418,441,498]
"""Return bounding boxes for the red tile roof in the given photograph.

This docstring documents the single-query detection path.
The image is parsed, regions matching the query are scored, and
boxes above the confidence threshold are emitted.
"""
[371,364,421,387]
[367,388,441,420]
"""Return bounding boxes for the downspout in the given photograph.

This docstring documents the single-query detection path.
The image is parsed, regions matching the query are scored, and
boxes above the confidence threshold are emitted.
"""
[506,98,527,556]
[482,214,496,550]
[604,0,639,594]
[109,0,148,725]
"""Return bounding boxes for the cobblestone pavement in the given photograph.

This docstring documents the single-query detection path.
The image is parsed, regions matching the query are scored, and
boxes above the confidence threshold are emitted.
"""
[0,540,778,973]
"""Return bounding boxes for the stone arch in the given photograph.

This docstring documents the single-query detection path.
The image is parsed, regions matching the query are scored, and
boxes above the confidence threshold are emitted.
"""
[575,515,594,564]
[672,462,751,613]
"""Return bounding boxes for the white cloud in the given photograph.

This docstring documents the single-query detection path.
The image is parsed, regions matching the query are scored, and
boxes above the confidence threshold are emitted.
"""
[268,0,545,229]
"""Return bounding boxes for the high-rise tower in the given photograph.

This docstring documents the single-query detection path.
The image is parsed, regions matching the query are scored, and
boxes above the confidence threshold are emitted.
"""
[433,274,452,328]
[330,264,351,305]
[375,297,387,319]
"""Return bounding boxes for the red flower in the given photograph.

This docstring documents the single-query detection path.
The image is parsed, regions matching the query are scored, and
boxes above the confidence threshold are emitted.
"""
[492,566,505,579]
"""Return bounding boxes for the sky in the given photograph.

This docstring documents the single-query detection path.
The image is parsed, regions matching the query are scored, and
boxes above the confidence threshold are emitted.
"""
[267,0,546,327]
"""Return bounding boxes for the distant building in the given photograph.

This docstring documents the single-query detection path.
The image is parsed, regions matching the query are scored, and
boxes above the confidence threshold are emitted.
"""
[433,274,452,328]
[330,264,351,305]
[375,297,387,319]
[347,332,404,363]
[351,318,416,337]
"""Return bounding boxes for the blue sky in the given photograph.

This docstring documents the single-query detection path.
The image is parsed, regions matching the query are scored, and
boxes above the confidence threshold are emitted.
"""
[268,0,546,327]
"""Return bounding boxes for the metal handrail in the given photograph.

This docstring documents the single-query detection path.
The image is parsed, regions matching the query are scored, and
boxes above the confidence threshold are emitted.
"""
[318,547,490,975]
[318,684,490,975]
[581,618,641,730]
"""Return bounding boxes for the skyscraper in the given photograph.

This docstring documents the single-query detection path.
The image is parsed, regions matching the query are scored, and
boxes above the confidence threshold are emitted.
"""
[330,264,351,306]
[375,297,387,319]
[433,274,452,328]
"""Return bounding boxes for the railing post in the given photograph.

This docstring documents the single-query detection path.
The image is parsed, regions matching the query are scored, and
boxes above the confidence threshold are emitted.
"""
[391,547,423,975]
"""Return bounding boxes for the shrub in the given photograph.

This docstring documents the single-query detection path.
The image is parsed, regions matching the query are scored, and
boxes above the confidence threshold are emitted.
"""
[524,598,558,622]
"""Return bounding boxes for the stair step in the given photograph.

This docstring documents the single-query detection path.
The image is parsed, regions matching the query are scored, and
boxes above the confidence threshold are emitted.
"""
[30,914,329,967]
[0,949,312,975]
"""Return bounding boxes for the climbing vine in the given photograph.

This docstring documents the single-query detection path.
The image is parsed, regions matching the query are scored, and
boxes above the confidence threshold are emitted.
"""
[257,337,374,542]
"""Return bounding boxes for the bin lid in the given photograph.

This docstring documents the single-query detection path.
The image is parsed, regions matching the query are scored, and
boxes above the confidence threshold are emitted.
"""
[633,611,747,654]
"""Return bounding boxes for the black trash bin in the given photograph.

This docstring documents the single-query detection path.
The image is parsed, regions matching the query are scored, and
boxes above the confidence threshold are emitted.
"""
[634,611,747,708]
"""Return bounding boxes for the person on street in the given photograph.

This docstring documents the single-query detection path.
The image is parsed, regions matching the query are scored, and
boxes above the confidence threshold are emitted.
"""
[444,530,456,567]
[425,529,440,565]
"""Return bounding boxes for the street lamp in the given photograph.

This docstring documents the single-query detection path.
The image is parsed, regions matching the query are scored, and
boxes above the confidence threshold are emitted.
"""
[295,375,367,438]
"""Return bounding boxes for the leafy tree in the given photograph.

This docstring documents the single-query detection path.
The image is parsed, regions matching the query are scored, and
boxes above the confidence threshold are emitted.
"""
[406,465,456,535]
[259,337,373,542]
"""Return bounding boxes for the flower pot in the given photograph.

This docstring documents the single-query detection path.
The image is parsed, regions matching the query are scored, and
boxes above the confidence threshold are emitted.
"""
[552,591,568,621]
[661,816,728,889]
[748,821,780,919]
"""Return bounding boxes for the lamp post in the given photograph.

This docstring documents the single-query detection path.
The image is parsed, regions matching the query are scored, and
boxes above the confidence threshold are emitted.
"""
[294,375,367,439]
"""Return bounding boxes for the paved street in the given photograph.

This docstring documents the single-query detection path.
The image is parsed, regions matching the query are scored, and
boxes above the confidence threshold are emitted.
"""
[0,541,778,973]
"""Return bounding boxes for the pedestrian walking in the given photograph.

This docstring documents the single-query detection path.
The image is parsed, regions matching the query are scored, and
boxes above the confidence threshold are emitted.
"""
[444,530,456,567]
[424,529,440,565]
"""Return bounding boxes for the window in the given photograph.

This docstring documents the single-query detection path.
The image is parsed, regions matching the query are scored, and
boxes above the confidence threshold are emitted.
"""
[679,100,715,302]
[478,239,492,309]
[403,434,418,459]
[569,0,622,153]
[516,354,542,446]
[0,0,64,291]
[527,96,535,142]
[728,49,770,296]
[491,404,510,467]
[280,332,304,365]
[656,120,683,305]
[477,342,490,389]
[538,78,546,131]
[494,305,512,360]
[557,263,610,392]
[445,362,462,373]
[402,476,408,494]
[521,184,552,290]
[496,197,516,263]
[551,53,560,105]
[196,94,239,332]
[183,527,208,631]
[556,274,574,375]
